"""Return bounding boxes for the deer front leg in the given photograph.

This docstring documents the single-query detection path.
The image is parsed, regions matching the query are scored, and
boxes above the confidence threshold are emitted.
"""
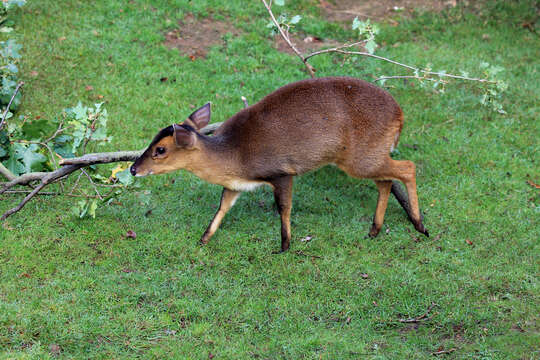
[270,176,294,252]
[200,188,241,245]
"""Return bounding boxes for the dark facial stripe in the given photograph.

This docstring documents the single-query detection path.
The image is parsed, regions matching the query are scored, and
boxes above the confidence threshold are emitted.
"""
[148,125,174,148]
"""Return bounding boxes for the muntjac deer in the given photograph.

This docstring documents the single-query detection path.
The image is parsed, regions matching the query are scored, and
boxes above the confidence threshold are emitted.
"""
[130,77,429,252]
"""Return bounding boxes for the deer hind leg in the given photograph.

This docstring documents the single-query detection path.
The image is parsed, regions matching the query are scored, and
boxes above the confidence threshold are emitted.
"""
[378,159,428,237]
[390,180,424,224]
[200,188,241,245]
[339,157,428,237]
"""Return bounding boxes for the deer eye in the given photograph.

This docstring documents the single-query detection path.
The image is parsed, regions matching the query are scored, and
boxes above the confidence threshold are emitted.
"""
[155,147,166,155]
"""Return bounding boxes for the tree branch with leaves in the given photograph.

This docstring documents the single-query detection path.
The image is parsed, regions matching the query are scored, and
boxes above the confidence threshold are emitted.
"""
[263,0,508,113]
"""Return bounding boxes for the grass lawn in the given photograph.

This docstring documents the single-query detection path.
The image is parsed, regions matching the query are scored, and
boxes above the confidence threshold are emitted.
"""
[0,0,538,358]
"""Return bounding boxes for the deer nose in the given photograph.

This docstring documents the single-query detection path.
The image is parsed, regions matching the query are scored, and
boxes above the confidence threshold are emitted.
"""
[130,165,137,176]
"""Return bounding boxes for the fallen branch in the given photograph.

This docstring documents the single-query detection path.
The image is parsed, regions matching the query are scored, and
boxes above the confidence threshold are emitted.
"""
[398,302,438,323]
[0,164,83,220]
[0,162,16,181]
[261,1,495,85]
[58,150,142,166]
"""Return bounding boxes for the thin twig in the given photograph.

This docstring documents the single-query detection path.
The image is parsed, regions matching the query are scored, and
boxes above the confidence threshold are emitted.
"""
[1,190,103,199]
[398,302,438,323]
[261,0,315,77]
[0,164,83,220]
[374,75,438,83]
[304,40,367,60]
[3,190,59,195]
[43,121,66,143]
[68,171,84,195]
[295,250,322,259]
[431,348,457,356]
[333,50,495,83]
[80,168,103,200]
[0,81,24,131]
[0,182,47,220]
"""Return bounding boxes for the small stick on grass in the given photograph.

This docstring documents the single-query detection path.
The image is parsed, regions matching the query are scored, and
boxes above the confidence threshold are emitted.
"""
[295,250,322,259]
[399,302,438,323]
[431,348,457,356]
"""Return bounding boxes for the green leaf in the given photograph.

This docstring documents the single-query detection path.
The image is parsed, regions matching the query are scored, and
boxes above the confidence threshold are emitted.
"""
[21,119,55,140]
[53,142,75,158]
[0,38,22,59]
[0,130,8,145]
[486,65,504,78]
[365,39,377,54]
[71,123,86,152]
[88,199,98,219]
[352,17,361,30]
[274,0,285,6]
[290,15,301,24]
[71,102,87,121]
[76,200,88,218]
[496,80,508,92]
[6,62,17,73]
[5,147,24,175]
[480,94,488,105]
[116,168,134,186]
[19,143,47,172]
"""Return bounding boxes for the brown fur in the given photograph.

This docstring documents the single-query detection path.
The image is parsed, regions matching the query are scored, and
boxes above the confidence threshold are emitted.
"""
[131,77,428,252]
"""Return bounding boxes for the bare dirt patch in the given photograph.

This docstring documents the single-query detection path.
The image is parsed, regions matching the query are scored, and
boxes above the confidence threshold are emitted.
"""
[319,0,457,23]
[164,14,241,58]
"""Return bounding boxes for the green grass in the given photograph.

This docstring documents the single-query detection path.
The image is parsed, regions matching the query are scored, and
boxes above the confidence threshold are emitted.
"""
[1,0,539,358]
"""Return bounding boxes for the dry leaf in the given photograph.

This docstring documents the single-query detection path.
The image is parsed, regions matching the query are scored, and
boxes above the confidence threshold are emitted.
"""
[85,85,94,91]
[126,230,137,239]
[526,180,540,189]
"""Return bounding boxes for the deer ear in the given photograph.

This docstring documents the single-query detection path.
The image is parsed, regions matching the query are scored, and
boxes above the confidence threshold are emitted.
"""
[173,124,195,148]
[188,102,211,130]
